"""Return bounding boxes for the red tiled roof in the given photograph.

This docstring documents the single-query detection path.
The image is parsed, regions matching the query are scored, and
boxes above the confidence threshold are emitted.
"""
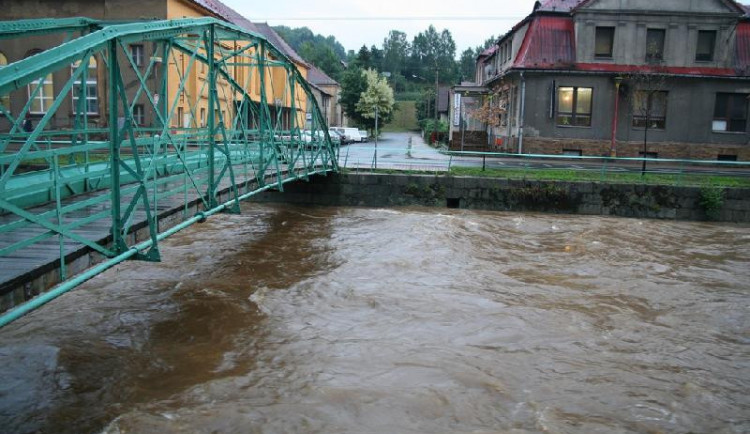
[478,45,498,58]
[737,22,750,74]
[513,16,575,68]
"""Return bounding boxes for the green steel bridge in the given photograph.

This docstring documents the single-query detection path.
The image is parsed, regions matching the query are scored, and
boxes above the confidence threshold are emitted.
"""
[0,17,339,326]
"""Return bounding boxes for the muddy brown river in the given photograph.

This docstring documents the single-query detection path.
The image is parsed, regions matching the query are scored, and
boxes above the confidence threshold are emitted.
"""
[0,204,748,433]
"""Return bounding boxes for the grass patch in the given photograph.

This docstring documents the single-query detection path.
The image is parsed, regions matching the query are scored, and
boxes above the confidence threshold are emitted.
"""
[449,166,750,188]
[19,152,110,167]
[384,101,418,131]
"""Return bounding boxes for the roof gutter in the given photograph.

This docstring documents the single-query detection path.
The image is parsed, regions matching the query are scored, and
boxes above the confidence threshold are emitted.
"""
[492,67,750,81]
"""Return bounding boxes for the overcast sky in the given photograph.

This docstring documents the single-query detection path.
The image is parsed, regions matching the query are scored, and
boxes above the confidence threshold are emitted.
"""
[223,0,539,55]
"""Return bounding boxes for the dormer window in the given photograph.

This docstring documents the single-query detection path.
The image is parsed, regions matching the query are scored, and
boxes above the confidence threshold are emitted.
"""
[645,29,665,63]
[595,27,615,58]
[695,30,716,62]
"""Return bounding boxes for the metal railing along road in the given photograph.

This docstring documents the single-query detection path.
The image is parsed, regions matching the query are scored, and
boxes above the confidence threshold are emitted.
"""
[337,144,750,186]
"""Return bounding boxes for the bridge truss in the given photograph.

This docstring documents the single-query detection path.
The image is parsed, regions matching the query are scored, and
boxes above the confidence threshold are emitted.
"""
[0,17,339,324]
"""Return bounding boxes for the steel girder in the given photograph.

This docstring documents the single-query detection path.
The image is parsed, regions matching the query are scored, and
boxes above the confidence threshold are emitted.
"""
[0,17,338,310]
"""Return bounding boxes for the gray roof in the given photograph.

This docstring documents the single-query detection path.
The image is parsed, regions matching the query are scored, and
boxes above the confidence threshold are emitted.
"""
[188,0,307,66]
[307,65,339,87]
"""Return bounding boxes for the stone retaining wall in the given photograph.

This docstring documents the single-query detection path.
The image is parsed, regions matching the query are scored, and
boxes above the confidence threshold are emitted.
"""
[253,173,750,223]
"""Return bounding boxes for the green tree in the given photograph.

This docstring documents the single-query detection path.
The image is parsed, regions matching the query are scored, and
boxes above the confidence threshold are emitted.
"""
[340,65,368,125]
[409,25,459,85]
[273,25,346,79]
[355,45,373,69]
[370,45,384,72]
[382,30,410,77]
[356,68,396,131]
[299,41,344,81]
[459,48,476,82]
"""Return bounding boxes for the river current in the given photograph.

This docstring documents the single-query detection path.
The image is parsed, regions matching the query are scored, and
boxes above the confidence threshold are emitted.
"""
[0,204,748,433]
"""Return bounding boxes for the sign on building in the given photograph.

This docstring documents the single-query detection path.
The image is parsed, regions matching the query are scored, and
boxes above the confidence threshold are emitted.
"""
[453,94,461,126]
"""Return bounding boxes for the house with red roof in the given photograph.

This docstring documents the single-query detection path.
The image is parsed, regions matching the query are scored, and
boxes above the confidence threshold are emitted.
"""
[451,0,750,160]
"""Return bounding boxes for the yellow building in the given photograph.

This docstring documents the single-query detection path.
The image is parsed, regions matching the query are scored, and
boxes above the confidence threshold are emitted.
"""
[0,0,310,133]
[165,0,310,132]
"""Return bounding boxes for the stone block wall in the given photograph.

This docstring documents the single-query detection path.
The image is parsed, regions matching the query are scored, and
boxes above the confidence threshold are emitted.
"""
[253,173,750,223]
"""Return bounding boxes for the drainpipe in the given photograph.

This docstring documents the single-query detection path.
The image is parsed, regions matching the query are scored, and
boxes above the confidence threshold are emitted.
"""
[610,77,622,157]
[518,72,526,154]
[505,83,513,151]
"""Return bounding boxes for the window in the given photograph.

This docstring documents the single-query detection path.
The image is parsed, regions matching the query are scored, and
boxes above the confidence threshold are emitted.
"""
[595,27,615,58]
[696,30,716,62]
[129,44,144,67]
[556,86,592,127]
[562,149,582,156]
[632,91,668,129]
[713,93,748,132]
[71,57,98,115]
[132,104,144,126]
[718,154,737,161]
[176,106,184,128]
[0,52,8,110]
[645,29,665,62]
[200,107,206,127]
[28,73,54,114]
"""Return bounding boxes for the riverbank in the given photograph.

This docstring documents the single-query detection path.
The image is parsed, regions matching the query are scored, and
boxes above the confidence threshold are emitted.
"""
[254,172,750,222]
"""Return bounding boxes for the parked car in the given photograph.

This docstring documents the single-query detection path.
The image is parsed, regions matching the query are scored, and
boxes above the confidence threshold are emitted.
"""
[358,129,369,142]
[327,129,344,144]
[328,128,346,143]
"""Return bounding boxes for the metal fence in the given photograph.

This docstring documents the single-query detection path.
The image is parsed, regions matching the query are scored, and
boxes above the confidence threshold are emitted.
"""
[337,144,750,187]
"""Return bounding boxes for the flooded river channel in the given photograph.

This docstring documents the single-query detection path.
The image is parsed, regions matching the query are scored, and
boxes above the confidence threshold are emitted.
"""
[1,204,748,433]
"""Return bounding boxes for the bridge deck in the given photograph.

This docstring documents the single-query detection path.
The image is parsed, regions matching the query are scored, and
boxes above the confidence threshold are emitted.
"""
[0,163,285,302]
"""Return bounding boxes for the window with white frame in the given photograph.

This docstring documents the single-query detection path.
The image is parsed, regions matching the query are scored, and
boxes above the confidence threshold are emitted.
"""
[129,44,144,67]
[71,57,98,115]
[28,73,54,114]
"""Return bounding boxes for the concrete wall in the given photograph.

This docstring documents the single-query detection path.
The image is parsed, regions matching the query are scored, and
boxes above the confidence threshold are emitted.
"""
[253,173,750,223]
[574,2,739,67]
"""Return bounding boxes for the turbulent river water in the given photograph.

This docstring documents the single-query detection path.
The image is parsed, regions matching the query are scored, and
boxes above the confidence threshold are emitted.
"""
[0,204,748,433]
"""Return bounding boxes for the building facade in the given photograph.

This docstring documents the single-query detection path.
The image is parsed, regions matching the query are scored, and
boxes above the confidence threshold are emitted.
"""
[0,0,312,134]
[307,65,345,128]
[451,0,750,160]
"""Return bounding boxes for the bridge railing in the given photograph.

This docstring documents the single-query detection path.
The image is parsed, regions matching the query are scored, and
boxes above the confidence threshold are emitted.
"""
[0,17,338,319]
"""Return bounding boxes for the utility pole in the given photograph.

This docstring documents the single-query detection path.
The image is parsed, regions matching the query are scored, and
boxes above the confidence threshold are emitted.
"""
[433,59,439,146]
[374,105,378,169]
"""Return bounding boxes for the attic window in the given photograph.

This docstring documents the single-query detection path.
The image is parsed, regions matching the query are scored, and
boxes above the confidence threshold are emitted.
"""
[695,30,716,62]
[595,27,615,58]
[645,29,665,63]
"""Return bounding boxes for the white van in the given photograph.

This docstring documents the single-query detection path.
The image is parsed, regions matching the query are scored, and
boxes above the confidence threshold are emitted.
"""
[332,127,362,143]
